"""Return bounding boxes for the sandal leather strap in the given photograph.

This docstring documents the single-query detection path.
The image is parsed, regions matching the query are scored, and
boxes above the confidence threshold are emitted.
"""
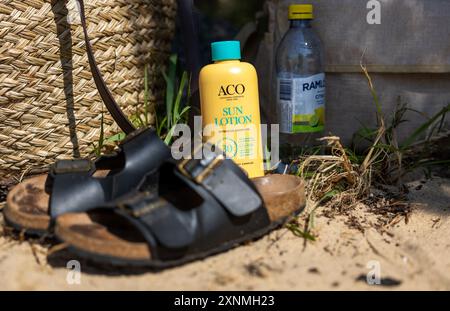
[48,128,169,218]
[117,194,196,250]
[115,157,270,262]
[177,156,262,216]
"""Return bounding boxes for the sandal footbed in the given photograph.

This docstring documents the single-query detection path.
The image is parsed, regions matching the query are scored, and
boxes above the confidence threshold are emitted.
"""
[55,174,305,266]
[4,171,110,233]
[4,175,50,233]
[253,174,306,222]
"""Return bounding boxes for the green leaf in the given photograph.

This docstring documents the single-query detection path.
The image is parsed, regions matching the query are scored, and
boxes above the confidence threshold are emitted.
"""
[372,143,399,153]
[157,115,168,136]
[173,71,188,124]
[408,159,450,171]
[356,126,378,141]
[345,148,364,164]
[104,132,126,144]
[94,111,105,156]
[173,108,191,129]
[400,104,450,150]
[164,125,175,145]
[179,105,191,117]
[130,112,145,128]
[319,189,340,204]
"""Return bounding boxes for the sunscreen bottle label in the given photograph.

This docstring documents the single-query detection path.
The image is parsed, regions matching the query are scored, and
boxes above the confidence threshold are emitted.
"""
[203,81,263,178]
[214,93,255,157]
[277,73,325,134]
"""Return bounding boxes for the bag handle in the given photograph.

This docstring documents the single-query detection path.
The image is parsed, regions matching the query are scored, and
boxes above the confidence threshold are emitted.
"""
[76,0,201,134]
[76,0,136,134]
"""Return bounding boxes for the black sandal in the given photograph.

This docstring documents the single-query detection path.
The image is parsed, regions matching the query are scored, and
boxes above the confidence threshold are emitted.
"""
[4,128,170,235]
[54,150,305,268]
[4,0,172,235]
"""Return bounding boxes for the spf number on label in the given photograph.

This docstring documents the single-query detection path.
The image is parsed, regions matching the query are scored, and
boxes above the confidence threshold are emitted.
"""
[217,295,275,306]
[217,138,238,158]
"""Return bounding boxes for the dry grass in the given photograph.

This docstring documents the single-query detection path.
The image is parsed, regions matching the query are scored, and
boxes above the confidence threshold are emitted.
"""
[299,136,370,208]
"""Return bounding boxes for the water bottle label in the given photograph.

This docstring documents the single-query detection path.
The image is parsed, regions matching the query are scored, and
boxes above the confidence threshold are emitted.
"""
[277,73,326,134]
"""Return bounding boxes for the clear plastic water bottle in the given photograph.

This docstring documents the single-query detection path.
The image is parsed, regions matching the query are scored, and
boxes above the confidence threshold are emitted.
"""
[276,4,325,162]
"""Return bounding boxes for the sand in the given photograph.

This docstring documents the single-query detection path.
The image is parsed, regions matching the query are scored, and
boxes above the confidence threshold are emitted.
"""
[0,175,449,291]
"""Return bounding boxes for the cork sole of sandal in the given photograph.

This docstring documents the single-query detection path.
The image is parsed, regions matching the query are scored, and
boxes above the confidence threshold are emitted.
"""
[54,174,305,268]
[4,175,51,235]
[4,171,110,235]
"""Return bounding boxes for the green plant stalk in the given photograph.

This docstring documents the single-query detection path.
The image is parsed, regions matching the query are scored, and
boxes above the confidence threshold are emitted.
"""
[144,64,149,127]
[162,54,178,129]
[285,223,316,241]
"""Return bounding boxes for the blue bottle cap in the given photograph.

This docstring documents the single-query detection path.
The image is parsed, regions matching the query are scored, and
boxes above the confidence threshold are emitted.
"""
[211,41,241,62]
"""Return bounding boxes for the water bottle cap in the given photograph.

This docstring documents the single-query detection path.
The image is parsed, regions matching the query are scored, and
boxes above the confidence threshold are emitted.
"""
[211,41,241,62]
[289,4,314,20]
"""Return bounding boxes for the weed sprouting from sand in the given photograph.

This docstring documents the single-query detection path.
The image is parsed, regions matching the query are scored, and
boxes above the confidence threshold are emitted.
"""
[287,134,381,241]
[90,110,105,157]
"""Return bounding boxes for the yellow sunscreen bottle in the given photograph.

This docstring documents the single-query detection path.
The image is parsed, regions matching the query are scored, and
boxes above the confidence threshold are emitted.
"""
[199,41,264,178]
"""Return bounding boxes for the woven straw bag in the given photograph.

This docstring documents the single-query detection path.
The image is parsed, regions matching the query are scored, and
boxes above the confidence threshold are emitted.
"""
[0,0,177,179]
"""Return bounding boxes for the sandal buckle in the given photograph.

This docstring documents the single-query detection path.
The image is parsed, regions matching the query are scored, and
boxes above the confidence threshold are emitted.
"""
[178,154,224,184]
[118,195,168,217]
[51,159,93,175]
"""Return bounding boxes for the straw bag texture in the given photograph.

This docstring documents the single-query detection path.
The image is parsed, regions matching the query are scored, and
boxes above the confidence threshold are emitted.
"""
[0,0,177,178]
